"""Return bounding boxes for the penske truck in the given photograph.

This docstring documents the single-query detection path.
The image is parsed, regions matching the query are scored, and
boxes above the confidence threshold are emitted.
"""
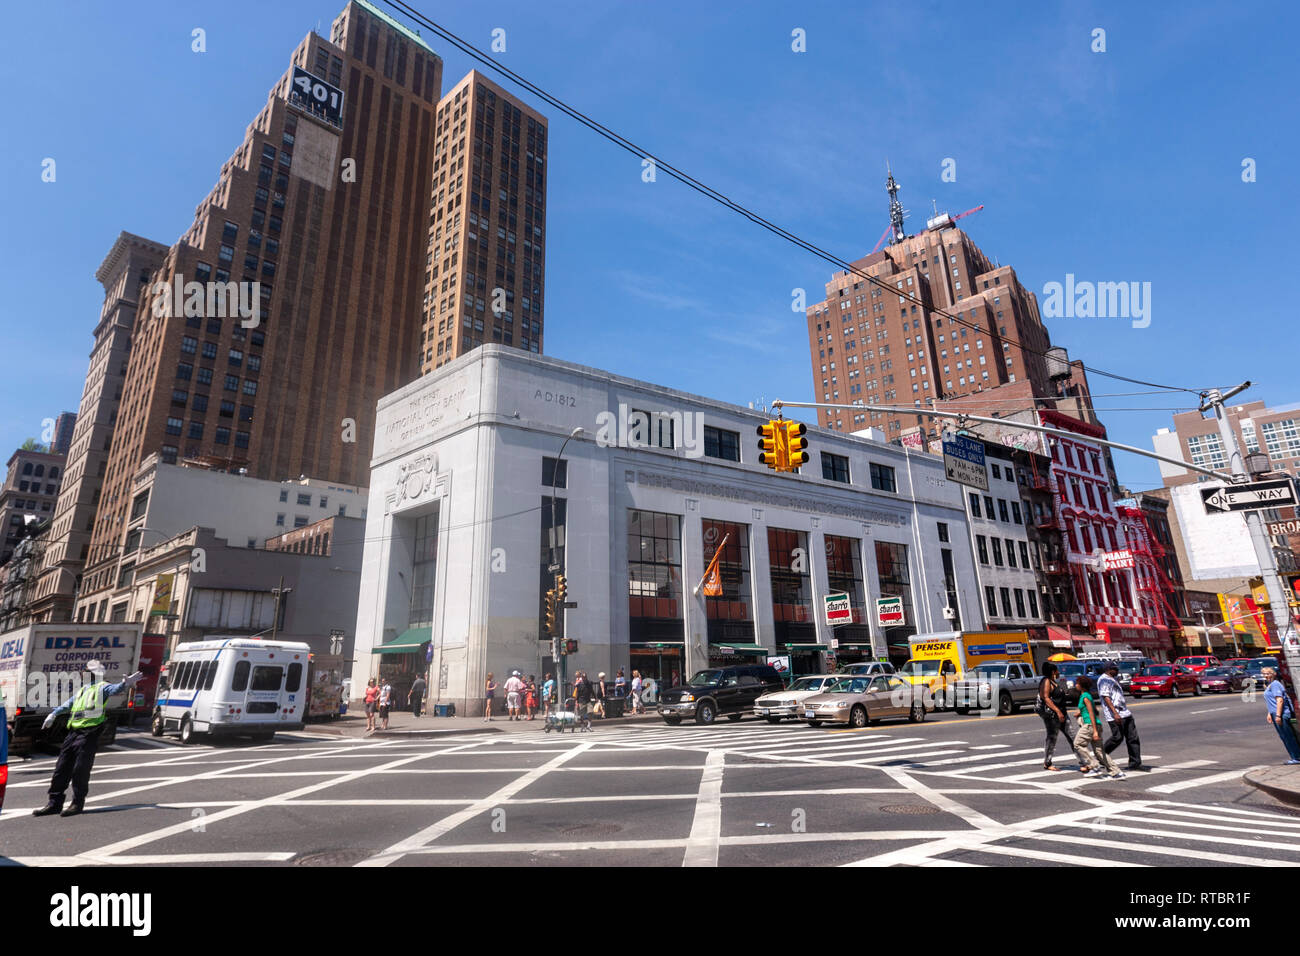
[0,623,142,754]
[896,630,1034,709]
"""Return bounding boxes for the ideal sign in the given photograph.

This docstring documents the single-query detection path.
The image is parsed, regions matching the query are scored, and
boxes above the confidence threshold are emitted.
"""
[824,592,852,626]
[876,595,905,627]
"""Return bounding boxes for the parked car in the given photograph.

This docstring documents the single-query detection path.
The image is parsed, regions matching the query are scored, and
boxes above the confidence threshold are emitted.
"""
[754,675,842,723]
[1240,657,1280,690]
[1130,664,1200,698]
[799,674,926,728]
[1197,666,1246,693]
[952,661,1039,715]
[658,665,784,725]
[1056,660,1115,705]
[1114,659,1151,692]
[1222,657,1254,670]
[837,661,896,676]
[1173,655,1221,674]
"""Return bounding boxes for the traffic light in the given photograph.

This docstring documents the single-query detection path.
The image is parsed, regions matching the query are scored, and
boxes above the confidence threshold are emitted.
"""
[784,421,809,471]
[564,639,578,655]
[757,420,785,471]
[556,574,568,604]
[544,588,557,635]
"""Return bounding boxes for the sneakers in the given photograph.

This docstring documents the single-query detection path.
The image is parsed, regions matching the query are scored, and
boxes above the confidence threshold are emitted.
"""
[32,802,63,818]
[1083,769,1106,777]
[1109,771,1127,780]
[1286,759,1300,765]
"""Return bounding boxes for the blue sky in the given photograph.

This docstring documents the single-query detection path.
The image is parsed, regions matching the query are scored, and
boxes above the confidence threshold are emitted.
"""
[2,0,1296,491]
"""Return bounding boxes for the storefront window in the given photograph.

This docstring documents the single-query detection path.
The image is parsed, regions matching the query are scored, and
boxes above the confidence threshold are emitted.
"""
[409,509,438,626]
[874,540,915,663]
[628,509,684,684]
[768,528,813,650]
[825,534,871,660]
[703,519,753,649]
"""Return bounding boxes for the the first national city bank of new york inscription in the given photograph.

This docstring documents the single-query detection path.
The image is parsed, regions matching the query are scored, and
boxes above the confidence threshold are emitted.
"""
[385,383,470,448]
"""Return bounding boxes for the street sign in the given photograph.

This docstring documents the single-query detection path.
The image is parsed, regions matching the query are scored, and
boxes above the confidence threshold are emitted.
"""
[548,564,561,573]
[1201,479,1298,514]
[830,638,840,650]
[876,595,905,627]
[563,601,578,609]
[824,592,852,626]
[942,436,988,490]
[1267,519,1300,536]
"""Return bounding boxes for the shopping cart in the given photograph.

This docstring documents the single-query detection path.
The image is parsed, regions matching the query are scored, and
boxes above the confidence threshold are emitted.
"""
[543,696,592,733]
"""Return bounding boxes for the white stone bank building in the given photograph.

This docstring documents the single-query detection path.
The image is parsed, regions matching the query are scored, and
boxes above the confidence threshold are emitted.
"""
[351,347,984,715]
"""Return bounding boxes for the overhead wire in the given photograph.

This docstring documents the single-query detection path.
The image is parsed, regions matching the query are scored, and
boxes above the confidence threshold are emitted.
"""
[376,0,1214,397]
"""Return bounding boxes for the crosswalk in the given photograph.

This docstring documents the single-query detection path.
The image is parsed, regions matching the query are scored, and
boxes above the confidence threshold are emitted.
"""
[106,727,343,751]
[910,800,1300,867]
[599,722,1243,794]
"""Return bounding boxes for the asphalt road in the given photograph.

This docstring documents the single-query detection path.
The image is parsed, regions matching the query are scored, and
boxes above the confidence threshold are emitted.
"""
[2,691,1297,867]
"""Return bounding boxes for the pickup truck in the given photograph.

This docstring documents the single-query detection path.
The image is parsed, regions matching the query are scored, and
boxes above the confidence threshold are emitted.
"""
[952,660,1040,716]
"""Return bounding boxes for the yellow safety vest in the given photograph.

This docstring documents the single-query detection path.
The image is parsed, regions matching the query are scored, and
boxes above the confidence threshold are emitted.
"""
[67,682,107,730]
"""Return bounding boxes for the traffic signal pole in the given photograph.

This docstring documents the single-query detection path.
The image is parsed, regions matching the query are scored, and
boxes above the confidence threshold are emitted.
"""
[1201,385,1296,660]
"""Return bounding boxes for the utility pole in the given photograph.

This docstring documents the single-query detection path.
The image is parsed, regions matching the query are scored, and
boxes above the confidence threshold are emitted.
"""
[1200,384,1293,667]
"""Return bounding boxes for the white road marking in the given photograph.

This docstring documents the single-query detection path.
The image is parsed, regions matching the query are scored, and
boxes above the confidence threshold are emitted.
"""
[1189,707,1230,715]
[1148,769,1255,793]
[1160,800,1300,823]
[682,750,726,867]
[905,748,1037,768]
[1119,804,1300,830]
[958,843,1143,867]
[1057,820,1300,854]
[8,852,296,866]
[1028,831,1298,867]
[356,742,593,867]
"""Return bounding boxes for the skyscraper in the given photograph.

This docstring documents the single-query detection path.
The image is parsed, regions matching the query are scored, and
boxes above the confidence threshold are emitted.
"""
[805,173,1050,437]
[75,0,442,623]
[421,71,548,372]
[30,232,167,622]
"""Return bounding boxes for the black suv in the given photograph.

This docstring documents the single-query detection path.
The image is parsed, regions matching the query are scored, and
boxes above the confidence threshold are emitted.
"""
[658,665,784,725]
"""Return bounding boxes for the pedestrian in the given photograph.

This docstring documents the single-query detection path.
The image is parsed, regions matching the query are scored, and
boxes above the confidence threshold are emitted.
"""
[614,669,627,698]
[1262,667,1300,764]
[631,669,644,715]
[363,677,379,733]
[1098,662,1144,771]
[32,662,144,817]
[525,676,538,720]
[408,673,427,719]
[378,676,393,730]
[1071,675,1124,779]
[504,670,525,721]
[573,670,592,721]
[484,672,497,721]
[542,672,556,718]
[1036,662,1071,771]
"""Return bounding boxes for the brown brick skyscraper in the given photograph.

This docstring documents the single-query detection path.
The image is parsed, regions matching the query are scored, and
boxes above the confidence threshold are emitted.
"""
[806,174,1050,437]
[421,71,548,372]
[78,0,441,612]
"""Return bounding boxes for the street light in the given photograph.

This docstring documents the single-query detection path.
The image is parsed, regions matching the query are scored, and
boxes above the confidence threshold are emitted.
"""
[269,575,292,642]
[549,427,584,703]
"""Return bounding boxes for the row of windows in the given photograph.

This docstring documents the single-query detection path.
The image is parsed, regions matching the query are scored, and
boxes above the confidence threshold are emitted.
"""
[984,585,1039,620]
[19,462,59,478]
[969,493,1023,524]
[975,534,1034,570]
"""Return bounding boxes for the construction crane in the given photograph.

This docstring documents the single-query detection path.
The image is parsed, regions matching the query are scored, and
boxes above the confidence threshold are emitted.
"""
[869,201,984,253]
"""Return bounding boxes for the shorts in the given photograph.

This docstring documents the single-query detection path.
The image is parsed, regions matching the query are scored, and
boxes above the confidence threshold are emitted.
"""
[364,701,376,715]
[507,692,521,708]
[379,704,390,717]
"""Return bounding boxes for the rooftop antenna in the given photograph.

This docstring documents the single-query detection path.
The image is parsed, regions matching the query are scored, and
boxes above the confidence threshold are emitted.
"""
[886,163,906,246]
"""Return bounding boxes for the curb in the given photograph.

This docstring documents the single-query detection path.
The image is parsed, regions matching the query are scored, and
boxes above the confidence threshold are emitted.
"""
[1243,768,1300,808]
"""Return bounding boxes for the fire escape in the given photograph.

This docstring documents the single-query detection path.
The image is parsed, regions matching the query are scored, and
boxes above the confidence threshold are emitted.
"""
[1117,506,1181,629]
[1026,454,1078,623]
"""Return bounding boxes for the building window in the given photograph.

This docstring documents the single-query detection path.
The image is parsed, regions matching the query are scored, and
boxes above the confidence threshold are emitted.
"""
[703,425,740,462]
[869,462,897,492]
[768,527,813,648]
[177,363,193,381]
[629,408,675,449]
[224,375,239,392]
[991,538,1004,566]
[976,535,989,564]
[998,499,1010,522]
[161,445,178,464]
[410,510,439,627]
[874,541,915,651]
[279,489,288,503]
[165,417,183,436]
[627,510,688,632]
[985,586,998,618]
[276,513,285,526]
[702,518,754,650]
[541,457,567,489]
[821,452,850,483]
[1005,539,1017,568]
[297,493,311,506]
[1011,501,1022,524]
[294,515,309,528]
[999,588,1013,618]
[214,427,231,445]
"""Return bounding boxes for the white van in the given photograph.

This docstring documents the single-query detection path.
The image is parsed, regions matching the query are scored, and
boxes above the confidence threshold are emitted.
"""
[151,639,310,744]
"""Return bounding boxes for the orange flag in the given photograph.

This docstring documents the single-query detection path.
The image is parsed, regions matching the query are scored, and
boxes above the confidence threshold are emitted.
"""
[697,534,730,597]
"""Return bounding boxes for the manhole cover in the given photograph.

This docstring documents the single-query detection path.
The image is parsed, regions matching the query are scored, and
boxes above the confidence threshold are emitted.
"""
[879,804,941,816]
[292,848,372,866]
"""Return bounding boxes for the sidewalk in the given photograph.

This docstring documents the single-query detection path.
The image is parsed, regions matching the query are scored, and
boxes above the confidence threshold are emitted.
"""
[1244,764,1300,808]
[310,704,665,739]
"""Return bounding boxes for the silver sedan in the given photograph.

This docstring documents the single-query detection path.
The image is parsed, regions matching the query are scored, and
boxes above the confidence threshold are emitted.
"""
[799,675,927,728]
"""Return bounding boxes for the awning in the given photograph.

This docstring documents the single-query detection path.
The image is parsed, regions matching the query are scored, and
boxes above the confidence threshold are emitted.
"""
[1176,625,1223,649]
[1045,626,1078,648]
[711,642,767,655]
[371,627,432,654]
[1092,623,1167,649]
[783,643,829,651]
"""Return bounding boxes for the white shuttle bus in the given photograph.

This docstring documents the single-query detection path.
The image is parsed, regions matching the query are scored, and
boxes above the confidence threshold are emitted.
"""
[151,638,311,744]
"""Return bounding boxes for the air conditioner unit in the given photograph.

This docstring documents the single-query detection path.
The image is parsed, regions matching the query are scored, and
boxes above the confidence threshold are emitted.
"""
[941,606,956,620]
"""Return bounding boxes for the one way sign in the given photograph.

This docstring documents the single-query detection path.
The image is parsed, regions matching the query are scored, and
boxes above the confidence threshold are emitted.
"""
[1201,478,1298,514]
